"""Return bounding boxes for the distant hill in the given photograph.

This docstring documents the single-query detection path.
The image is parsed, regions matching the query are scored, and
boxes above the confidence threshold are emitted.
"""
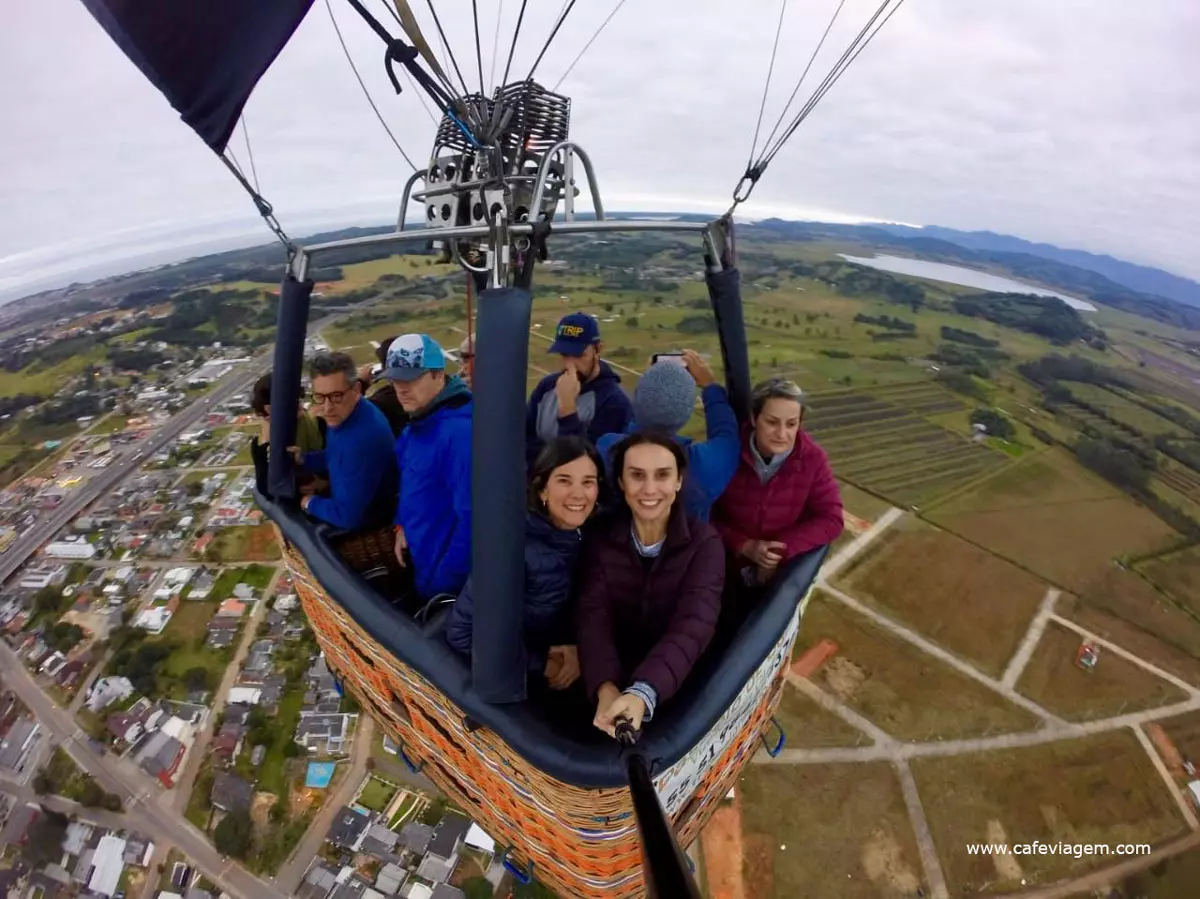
[751,219,1200,332]
[872,224,1200,309]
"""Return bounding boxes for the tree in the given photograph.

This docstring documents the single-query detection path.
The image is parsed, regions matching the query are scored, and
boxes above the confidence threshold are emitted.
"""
[101,792,123,812]
[625,317,639,328]
[970,408,1015,441]
[78,778,106,808]
[32,773,51,795]
[21,809,69,869]
[184,667,211,693]
[464,877,495,899]
[213,808,254,858]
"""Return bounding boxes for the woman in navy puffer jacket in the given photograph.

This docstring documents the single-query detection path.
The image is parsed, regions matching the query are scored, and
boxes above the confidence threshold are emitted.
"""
[445,436,603,690]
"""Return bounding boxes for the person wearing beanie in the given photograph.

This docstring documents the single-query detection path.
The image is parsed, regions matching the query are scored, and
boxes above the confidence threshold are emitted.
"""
[526,312,634,467]
[595,349,740,521]
[383,333,474,606]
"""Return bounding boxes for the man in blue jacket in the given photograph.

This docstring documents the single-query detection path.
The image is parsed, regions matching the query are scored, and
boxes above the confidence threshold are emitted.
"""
[596,349,740,521]
[526,313,633,465]
[296,352,397,530]
[383,334,473,603]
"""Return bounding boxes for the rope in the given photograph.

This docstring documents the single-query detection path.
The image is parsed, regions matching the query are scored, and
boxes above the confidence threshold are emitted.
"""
[423,0,472,99]
[402,66,438,125]
[326,0,419,171]
[552,0,628,92]
[524,0,578,84]
[219,154,292,251]
[489,0,505,90]
[498,0,529,93]
[471,0,486,97]
[755,0,847,165]
[745,0,789,174]
[239,114,261,194]
[760,0,907,170]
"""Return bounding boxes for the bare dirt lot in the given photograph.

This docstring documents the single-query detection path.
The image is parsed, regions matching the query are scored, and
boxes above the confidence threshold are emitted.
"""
[1015,620,1189,721]
[836,518,1049,677]
[911,730,1190,895]
[1139,546,1200,613]
[794,594,1041,741]
[773,682,871,749]
[739,762,926,898]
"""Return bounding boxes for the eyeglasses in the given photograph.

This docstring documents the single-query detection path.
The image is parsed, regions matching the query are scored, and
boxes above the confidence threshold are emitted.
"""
[311,389,348,406]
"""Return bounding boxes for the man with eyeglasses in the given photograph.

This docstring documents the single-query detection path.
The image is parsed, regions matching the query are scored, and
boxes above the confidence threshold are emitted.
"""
[293,352,398,530]
[384,334,473,606]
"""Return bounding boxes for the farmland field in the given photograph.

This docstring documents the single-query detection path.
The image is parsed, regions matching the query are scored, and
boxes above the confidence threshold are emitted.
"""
[740,763,927,898]
[1015,620,1188,720]
[912,730,1190,894]
[835,518,1048,677]
[1156,709,1200,763]
[1061,381,1191,438]
[1139,546,1200,611]
[794,593,1041,741]
[805,383,1010,507]
[927,450,1180,592]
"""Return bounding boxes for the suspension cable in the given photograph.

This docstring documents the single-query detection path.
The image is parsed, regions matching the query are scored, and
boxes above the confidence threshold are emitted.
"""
[745,0,789,174]
[525,0,578,84]
[471,0,486,97]
[552,0,628,92]
[423,0,472,100]
[326,0,419,171]
[760,0,907,170]
[219,154,292,251]
[498,0,529,92]
[489,0,505,91]
[238,115,261,194]
[755,0,847,166]
[403,66,438,125]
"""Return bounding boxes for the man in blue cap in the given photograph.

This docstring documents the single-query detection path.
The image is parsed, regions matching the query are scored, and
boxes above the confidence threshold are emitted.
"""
[525,312,633,465]
[383,334,473,606]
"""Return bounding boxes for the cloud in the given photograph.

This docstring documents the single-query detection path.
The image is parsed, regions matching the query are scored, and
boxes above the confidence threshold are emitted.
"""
[2,0,1199,297]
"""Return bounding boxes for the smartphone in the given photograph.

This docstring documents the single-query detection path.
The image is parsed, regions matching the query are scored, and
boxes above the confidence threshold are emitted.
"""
[370,362,383,381]
[652,352,687,367]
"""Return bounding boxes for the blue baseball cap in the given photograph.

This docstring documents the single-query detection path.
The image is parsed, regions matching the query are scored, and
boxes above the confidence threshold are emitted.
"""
[382,333,447,382]
[548,313,601,356]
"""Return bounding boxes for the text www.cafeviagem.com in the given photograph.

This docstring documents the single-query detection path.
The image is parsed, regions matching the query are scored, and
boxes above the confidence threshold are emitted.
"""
[967,842,1150,860]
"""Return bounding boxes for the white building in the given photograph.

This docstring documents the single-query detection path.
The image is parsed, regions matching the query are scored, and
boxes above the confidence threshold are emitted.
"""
[45,539,96,560]
[87,676,134,713]
[227,687,263,706]
[162,567,195,589]
[134,607,172,634]
[88,835,127,897]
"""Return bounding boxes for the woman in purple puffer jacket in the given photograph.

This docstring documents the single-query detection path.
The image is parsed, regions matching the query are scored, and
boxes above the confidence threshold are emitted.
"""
[577,431,725,739]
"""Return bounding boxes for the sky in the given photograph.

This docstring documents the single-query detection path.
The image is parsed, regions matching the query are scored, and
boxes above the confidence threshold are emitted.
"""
[3,0,1199,301]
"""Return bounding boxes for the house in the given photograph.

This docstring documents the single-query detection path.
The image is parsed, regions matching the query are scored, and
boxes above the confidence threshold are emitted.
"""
[138,731,185,786]
[87,676,134,712]
[274,594,299,613]
[430,887,465,899]
[251,744,267,766]
[463,823,495,855]
[39,651,69,678]
[216,598,246,618]
[233,583,256,601]
[124,835,154,866]
[210,772,254,813]
[296,713,353,754]
[88,834,127,897]
[299,862,340,899]
[0,718,40,772]
[134,606,172,634]
[45,539,96,559]
[63,821,93,855]
[106,710,145,745]
[415,854,454,884]
[397,822,433,855]
[399,883,432,899]
[189,570,216,599]
[360,823,400,858]
[326,806,371,850]
[227,686,262,706]
[207,629,236,649]
[375,862,406,896]
[428,812,471,862]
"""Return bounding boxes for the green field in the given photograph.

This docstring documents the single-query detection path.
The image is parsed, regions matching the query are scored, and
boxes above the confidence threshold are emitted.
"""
[357,777,398,812]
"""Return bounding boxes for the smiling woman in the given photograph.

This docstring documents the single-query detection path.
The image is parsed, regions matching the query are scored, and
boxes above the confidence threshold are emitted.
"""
[578,432,726,738]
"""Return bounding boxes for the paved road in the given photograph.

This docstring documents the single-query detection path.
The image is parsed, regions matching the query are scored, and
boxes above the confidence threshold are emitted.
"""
[170,566,281,813]
[1001,588,1060,689]
[277,715,375,893]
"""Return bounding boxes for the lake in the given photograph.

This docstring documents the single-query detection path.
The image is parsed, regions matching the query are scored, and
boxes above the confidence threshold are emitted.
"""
[837,253,1098,312]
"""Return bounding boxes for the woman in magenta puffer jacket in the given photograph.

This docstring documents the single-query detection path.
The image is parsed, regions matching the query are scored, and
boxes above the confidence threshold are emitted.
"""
[713,378,844,591]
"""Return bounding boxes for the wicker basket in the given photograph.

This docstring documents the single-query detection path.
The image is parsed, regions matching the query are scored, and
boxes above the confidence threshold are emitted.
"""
[283,538,799,898]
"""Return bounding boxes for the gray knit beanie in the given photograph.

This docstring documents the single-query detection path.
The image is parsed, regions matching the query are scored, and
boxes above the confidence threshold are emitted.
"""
[634,363,696,433]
